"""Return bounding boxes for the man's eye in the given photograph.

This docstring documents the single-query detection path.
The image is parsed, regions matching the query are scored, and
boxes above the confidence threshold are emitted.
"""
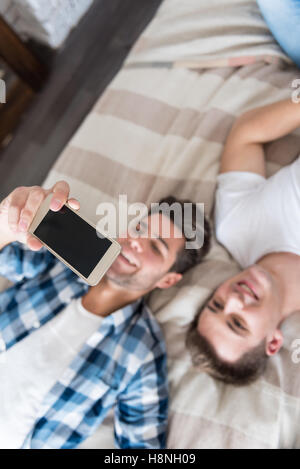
[151,241,160,254]
[233,318,244,330]
[213,300,223,310]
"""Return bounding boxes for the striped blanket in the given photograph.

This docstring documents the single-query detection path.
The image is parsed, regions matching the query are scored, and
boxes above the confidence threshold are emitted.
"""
[2,0,300,449]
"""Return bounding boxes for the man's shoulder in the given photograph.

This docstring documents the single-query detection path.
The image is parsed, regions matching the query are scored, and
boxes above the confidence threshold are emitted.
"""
[215,171,266,234]
[128,300,167,359]
[142,301,165,343]
[216,171,266,195]
[105,300,167,382]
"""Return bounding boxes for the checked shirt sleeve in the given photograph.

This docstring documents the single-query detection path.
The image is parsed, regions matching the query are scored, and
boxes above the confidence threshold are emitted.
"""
[114,343,169,449]
[0,241,55,283]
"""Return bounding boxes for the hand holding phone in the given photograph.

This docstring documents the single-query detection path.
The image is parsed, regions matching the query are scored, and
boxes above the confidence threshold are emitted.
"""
[0,181,121,285]
[0,181,79,251]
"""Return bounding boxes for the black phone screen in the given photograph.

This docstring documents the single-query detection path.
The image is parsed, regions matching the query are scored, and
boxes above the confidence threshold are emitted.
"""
[34,205,113,278]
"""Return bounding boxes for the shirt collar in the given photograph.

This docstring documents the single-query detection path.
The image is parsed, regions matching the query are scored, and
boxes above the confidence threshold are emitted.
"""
[76,273,145,329]
[103,297,145,331]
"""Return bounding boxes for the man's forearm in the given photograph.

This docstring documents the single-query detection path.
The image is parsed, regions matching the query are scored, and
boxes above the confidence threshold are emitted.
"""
[233,98,300,144]
[220,98,300,174]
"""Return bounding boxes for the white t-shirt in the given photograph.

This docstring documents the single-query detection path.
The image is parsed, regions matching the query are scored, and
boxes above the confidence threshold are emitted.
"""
[0,297,103,449]
[215,156,300,268]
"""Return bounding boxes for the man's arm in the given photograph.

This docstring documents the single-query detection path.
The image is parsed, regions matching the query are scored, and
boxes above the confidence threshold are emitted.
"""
[0,242,55,283]
[114,346,168,449]
[220,99,300,176]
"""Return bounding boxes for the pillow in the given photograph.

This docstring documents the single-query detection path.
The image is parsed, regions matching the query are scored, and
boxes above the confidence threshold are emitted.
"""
[257,0,300,68]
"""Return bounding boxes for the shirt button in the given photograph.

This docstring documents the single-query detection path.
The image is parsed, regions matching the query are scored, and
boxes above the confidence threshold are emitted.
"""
[32,320,40,329]
[0,339,6,352]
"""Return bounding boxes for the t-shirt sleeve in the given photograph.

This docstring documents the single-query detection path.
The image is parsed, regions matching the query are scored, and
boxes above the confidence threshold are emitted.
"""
[215,171,266,232]
[215,158,300,268]
[215,171,266,257]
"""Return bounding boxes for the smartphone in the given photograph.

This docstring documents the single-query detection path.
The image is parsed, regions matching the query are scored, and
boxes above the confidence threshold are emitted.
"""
[29,193,121,286]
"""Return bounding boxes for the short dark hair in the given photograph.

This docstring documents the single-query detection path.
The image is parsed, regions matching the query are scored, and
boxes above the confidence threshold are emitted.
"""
[149,195,211,274]
[186,303,268,386]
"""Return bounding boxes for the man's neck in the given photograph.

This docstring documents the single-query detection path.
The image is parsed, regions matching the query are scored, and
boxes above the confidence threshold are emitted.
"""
[257,251,300,321]
[82,277,144,317]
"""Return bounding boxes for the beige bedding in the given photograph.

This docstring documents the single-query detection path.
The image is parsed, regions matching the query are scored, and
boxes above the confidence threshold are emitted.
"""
[47,61,300,449]
[1,0,300,449]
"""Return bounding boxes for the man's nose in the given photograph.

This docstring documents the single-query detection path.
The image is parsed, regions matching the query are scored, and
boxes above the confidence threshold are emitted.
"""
[223,293,244,315]
[128,237,143,253]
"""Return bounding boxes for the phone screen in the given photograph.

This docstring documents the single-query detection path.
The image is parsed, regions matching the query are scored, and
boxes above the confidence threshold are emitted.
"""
[33,205,113,278]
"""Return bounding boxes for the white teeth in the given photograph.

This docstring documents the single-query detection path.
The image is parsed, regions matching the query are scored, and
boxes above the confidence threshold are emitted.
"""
[240,283,255,298]
[122,252,136,267]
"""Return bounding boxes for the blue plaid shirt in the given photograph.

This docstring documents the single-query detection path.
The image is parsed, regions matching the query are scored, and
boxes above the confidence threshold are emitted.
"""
[0,242,168,449]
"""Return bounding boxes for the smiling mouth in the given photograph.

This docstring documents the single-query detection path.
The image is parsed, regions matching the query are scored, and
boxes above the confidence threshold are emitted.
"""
[120,251,138,268]
[237,281,259,300]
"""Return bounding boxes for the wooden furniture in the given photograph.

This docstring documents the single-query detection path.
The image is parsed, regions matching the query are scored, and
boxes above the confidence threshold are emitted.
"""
[0,16,48,148]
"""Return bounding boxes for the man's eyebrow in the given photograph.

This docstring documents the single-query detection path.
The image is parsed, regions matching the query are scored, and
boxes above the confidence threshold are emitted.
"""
[226,320,245,338]
[156,235,169,252]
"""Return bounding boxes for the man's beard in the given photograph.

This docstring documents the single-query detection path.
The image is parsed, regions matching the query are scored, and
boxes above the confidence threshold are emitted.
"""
[106,270,161,292]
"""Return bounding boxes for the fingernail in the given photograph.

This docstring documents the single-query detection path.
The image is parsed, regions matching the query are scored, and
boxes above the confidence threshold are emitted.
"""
[51,199,61,210]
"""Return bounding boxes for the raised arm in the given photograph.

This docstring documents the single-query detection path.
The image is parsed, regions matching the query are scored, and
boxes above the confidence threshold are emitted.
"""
[220,99,300,176]
[0,181,79,251]
[0,181,80,282]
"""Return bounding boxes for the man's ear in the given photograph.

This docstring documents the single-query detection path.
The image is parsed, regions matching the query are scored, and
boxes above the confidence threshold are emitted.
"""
[155,272,182,290]
[265,329,283,356]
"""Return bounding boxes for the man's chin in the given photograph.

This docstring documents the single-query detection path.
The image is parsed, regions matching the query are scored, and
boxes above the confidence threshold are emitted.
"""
[105,271,129,289]
[106,269,157,293]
